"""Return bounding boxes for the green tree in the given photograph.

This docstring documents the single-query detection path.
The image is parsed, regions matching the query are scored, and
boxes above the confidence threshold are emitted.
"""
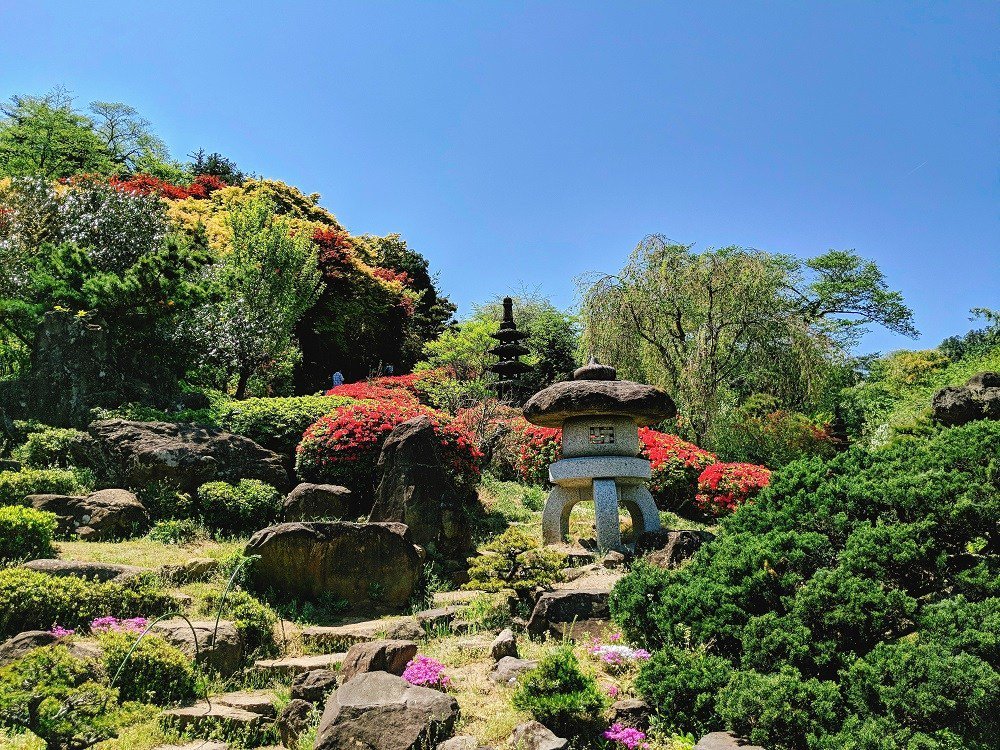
[581,236,915,443]
[0,88,115,178]
[193,198,323,398]
[88,100,177,177]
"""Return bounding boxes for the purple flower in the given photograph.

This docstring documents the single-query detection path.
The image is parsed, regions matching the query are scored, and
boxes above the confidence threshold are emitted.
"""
[604,723,649,749]
[48,625,75,638]
[401,656,451,690]
[90,616,149,634]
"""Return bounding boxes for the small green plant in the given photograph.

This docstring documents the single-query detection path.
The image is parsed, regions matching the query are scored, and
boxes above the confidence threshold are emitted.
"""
[513,644,607,737]
[0,467,87,506]
[0,505,58,562]
[196,479,281,535]
[12,426,88,469]
[147,519,207,545]
[98,630,198,706]
[199,588,278,657]
[465,526,565,601]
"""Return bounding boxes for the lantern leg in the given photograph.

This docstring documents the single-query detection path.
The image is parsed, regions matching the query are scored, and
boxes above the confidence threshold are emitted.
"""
[542,485,581,544]
[621,485,661,540]
[592,478,623,552]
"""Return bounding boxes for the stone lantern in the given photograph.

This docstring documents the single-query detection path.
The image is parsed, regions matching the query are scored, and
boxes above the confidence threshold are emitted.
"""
[522,359,676,552]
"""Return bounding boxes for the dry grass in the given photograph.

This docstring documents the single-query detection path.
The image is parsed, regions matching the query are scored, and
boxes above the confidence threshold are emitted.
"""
[56,537,246,568]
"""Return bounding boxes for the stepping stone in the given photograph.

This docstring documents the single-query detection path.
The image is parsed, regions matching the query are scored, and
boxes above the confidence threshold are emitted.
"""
[491,628,518,661]
[253,652,346,677]
[489,656,538,687]
[152,742,229,750]
[301,617,423,650]
[162,704,262,735]
[213,690,277,718]
[695,732,766,750]
[414,605,463,629]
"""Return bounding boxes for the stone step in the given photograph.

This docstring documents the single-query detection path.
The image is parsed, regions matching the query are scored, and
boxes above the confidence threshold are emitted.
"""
[253,652,346,677]
[213,689,278,718]
[152,742,229,750]
[300,616,424,650]
[162,703,263,735]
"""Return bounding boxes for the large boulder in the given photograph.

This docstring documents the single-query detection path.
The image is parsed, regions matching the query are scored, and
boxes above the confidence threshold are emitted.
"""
[245,522,422,609]
[314,671,459,750]
[340,639,418,682]
[368,416,474,560]
[151,619,244,676]
[283,482,353,521]
[291,668,339,704]
[25,489,149,540]
[526,584,612,640]
[83,419,289,492]
[932,372,1000,426]
[0,631,58,666]
[636,529,714,569]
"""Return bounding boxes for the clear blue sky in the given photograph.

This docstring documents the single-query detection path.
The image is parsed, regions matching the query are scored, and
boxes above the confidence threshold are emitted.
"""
[2,1,996,354]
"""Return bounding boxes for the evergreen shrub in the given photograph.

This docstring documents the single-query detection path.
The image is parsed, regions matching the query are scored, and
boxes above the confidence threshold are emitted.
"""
[0,467,87,506]
[611,421,1000,749]
[98,630,198,705]
[0,505,57,562]
[512,644,607,736]
[196,479,281,535]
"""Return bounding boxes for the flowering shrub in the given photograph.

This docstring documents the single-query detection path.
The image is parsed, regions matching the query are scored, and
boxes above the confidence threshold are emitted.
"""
[511,420,562,485]
[604,724,650,749]
[695,462,771,517]
[640,428,718,512]
[402,656,451,690]
[90,616,149,634]
[296,401,482,496]
[109,172,226,200]
[588,633,651,670]
[325,381,421,405]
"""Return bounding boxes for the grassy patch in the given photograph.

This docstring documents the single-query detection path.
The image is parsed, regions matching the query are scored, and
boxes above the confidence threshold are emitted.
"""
[57,537,246,568]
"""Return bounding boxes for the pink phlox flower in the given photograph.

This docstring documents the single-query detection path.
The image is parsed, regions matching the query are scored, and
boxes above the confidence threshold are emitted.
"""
[48,625,75,638]
[90,616,149,634]
[604,723,650,749]
[401,655,451,690]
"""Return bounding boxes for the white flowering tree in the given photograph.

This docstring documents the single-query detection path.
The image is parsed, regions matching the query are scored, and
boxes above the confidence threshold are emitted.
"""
[194,198,324,398]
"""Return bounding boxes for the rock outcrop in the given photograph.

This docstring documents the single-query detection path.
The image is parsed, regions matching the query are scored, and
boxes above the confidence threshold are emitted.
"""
[635,529,714,569]
[932,372,1000,426]
[25,489,149,540]
[151,619,244,676]
[314,671,459,750]
[83,419,289,492]
[340,639,418,682]
[526,583,613,640]
[368,416,474,560]
[245,522,422,609]
[509,721,567,750]
[283,482,353,521]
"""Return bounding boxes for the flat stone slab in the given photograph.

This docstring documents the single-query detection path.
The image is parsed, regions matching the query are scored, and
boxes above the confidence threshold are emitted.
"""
[162,704,262,734]
[21,558,146,582]
[301,617,424,649]
[253,653,346,676]
[213,690,277,718]
[414,606,463,629]
[152,742,229,750]
[695,732,766,750]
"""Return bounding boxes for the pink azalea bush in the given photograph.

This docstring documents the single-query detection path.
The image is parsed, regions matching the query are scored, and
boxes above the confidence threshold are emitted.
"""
[401,655,451,690]
[604,723,650,749]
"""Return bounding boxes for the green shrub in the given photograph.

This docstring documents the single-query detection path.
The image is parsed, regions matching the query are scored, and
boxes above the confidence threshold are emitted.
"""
[147,518,208,544]
[0,645,121,750]
[215,394,354,454]
[98,630,198,706]
[512,645,607,736]
[0,568,175,638]
[0,467,87,506]
[12,426,89,468]
[715,669,843,748]
[0,505,57,562]
[199,588,278,657]
[611,420,1000,748]
[196,479,281,535]
[465,526,565,600]
[634,645,733,736]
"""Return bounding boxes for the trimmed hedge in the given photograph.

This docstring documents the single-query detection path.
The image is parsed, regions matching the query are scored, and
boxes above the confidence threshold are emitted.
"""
[196,479,281,535]
[0,568,175,638]
[216,394,355,454]
[0,505,58,562]
[0,467,88,506]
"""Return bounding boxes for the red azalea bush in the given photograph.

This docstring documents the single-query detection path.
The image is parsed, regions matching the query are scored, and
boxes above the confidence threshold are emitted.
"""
[109,173,226,200]
[695,461,771,517]
[640,427,718,512]
[326,371,446,407]
[295,401,482,497]
[511,420,563,485]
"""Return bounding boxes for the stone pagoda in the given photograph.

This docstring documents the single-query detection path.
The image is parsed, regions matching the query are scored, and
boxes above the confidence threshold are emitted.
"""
[522,358,676,552]
[489,297,532,399]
